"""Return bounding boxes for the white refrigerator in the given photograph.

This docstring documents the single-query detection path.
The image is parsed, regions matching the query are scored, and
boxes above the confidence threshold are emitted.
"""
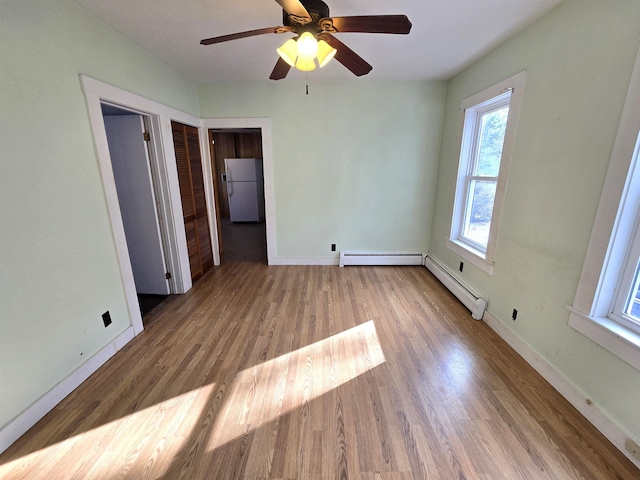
[225,158,265,223]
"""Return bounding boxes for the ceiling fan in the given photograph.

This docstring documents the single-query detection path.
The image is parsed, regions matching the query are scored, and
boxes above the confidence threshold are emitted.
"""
[200,0,412,80]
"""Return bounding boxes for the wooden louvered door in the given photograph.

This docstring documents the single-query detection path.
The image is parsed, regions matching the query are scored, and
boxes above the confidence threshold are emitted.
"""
[172,121,213,282]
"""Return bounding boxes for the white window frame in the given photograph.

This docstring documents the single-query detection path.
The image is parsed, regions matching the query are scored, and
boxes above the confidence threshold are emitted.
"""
[610,193,640,337]
[448,72,527,275]
[568,45,640,371]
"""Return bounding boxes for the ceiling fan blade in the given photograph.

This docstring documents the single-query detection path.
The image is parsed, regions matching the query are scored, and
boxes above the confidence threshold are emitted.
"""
[325,15,412,34]
[322,34,372,77]
[200,27,286,45]
[270,57,292,80]
[273,0,311,23]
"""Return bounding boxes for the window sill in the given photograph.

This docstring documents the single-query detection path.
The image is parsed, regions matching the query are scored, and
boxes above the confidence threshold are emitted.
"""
[446,239,495,275]
[567,307,640,372]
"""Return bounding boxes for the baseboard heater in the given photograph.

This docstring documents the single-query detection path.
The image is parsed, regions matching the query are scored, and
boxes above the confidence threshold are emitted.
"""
[339,251,425,267]
[423,255,487,320]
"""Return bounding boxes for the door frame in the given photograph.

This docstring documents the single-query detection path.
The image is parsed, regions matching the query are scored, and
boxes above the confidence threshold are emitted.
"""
[81,75,201,333]
[201,118,275,264]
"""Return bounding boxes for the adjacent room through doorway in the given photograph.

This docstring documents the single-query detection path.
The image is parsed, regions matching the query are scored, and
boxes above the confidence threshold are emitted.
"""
[210,129,267,263]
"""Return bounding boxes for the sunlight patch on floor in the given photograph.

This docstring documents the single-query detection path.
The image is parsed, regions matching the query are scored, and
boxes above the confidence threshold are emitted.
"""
[206,319,385,452]
[444,343,474,393]
[0,321,386,478]
[0,384,215,480]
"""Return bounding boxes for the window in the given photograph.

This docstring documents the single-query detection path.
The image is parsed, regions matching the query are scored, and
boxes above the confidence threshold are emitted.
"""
[458,93,509,251]
[611,193,640,337]
[448,72,526,274]
[568,46,640,371]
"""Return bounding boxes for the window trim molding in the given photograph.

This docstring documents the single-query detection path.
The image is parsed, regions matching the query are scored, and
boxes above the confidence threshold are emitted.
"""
[568,44,640,371]
[446,237,495,274]
[449,71,527,273]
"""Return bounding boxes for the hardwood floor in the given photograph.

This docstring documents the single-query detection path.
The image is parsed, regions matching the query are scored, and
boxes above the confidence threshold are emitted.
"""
[0,264,637,479]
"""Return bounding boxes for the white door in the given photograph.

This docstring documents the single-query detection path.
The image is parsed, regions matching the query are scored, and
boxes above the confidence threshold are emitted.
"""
[104,115,170,295]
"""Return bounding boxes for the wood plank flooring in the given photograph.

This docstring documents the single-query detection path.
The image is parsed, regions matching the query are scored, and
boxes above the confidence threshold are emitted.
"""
[1,264,637,479]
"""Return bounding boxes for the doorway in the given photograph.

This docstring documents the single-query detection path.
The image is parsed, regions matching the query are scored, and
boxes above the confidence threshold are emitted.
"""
[102,103,170,317]
[210,129,267,263]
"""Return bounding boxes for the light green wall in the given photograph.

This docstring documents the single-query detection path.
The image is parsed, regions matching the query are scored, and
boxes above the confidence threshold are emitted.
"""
[0,0,198,428]
[429,0,640,437]
[199,81,446,258]
[4,0,637,453]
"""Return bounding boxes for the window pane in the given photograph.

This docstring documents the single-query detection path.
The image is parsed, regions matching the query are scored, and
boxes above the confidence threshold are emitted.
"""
[475,106,509,176]
[624,259,640,322]
[463,180,497,248]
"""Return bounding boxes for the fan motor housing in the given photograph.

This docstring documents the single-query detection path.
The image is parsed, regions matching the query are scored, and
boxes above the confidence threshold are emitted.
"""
[283,0,330,26]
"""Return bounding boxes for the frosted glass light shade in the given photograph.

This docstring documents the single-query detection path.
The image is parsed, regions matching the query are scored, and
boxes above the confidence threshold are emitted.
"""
[276,38,298,67]
[316,40,337,68]
[297,32,318,60]
[296,57,316,71]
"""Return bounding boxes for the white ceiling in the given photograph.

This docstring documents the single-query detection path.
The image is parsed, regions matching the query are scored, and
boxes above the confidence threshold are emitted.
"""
[74,0,563,83]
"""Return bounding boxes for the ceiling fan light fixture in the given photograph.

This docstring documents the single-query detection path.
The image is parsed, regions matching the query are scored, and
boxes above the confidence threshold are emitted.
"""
[316,40,337,67]
[276,38,298,67]
[202,3,413,81]
[277,32,330,72]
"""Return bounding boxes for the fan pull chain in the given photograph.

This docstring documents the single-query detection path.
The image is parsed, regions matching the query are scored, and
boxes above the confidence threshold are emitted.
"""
[306,71,309,95]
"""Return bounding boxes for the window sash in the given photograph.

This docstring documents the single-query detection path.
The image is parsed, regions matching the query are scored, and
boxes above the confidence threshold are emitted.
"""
[460,176,498,252]
[610,207,640,335]
[467,98,510,167]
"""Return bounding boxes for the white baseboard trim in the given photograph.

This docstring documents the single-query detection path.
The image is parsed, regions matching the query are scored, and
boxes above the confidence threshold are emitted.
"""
[0,326,137,455]
[482,310,640,470]
[339,251,425,267]
[269,256,340,266]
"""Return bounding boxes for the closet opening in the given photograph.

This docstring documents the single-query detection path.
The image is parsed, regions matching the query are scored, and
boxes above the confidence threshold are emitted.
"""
[101,103,170,318]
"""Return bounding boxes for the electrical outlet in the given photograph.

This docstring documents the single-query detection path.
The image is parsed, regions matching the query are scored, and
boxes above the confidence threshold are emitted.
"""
[626,438,640,461]
[512,308,518,321]
[459,261,464,272]
[331,243,336,252]
[102,311,112,328]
